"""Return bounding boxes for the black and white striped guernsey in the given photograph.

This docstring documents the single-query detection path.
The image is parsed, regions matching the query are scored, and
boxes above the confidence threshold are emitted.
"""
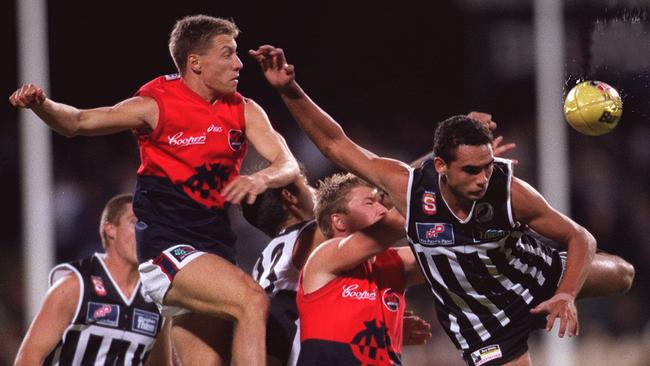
[253,221,316,295]
[405,158,563,352]
[44,253,162,366]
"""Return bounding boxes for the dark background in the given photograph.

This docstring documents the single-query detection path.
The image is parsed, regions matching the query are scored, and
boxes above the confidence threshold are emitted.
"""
[1,1,648,364]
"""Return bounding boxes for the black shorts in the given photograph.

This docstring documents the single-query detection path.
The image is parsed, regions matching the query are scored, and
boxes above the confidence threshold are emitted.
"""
[267,290,300,365]
[461,309,548,365]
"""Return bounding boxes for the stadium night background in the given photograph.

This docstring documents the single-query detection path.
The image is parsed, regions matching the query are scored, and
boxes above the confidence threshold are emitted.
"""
[1,1,648,364]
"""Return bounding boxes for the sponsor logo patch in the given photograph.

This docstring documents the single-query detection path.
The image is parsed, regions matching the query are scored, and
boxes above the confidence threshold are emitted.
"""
[91,276,107,296]
[471,344,502,366]
[341,284,377,301]
[86,302,120,327]
[168,245,198,263]
[132,309,160,336]
[167,131,207,147]
[416,223,454,246]
[228,129,245,151]
[422,191,437,215]
[164,73,181,81]
[473,229,510,243]
[382,289,400,312]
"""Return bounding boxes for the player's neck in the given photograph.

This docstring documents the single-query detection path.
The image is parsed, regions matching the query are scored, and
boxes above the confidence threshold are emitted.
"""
[183,75,222,104]
[103,252,140,297]
[439,180,474,220]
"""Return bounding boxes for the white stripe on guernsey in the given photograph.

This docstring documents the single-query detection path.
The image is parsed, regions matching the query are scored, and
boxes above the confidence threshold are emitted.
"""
[448,253,511,327]
[421,252,492,341]
[94,336,112,366]
[448,313,469,350]
[494,157,517,228]
[511,258,546,286]
[518,240,553,266]
[62,324,155,366]
[479,255,534,305]
[405,166,415,234]
[420,242,502,256]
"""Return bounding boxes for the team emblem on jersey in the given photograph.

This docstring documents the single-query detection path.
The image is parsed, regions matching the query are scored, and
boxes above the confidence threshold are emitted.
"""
[421,191,437,215]
[91,276,107,296]
[132,309,160,337]
[228,129,244,151]
[382,289,401,312]
[350,320,392,364]
[87,302,120,327]
[416,223,455,246]
[471,344,502,366]
[167,245,198,263]
[474,202,494,223]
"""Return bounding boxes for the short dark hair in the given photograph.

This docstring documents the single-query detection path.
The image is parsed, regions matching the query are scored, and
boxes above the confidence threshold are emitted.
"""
[99,193,133,249]
[315,173,371,239]
[241,163,306,237]
[433,115,493,163]
[169,15,240,75]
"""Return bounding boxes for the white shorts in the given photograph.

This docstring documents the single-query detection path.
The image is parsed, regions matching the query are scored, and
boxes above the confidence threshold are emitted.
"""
[138,244,205,317]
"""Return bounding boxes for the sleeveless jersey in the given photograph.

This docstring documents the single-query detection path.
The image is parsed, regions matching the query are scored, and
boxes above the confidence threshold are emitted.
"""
[132,74,247,262]
[44,253,162,366]
[253,221,316,295]
[405,158,563,352]
[252,221,316,366]
[297,249,406,366]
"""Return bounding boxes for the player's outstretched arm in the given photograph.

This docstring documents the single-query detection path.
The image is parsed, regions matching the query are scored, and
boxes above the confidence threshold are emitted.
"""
[301,208,405,294]
[9,84,156,137]
[250,46,410,214]
[222,99,299,205]
[512,177,596,338]
[14,274,79,366]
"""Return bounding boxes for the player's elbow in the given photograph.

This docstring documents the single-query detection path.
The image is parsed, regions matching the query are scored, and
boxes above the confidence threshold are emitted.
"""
[615,257,635,294]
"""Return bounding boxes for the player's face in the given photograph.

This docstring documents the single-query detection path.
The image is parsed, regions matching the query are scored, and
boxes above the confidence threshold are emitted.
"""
[197,35,243,96]
[342,186,388,234]
[113,204,139,265]
[441,144,494,202]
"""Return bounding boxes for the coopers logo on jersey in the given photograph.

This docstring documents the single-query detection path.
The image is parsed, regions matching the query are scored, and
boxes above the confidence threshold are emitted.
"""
[342,284,377,301]
[87,302,120,327]
[132,309,160,337]
[167,131,207,147]
[416,222,455,246]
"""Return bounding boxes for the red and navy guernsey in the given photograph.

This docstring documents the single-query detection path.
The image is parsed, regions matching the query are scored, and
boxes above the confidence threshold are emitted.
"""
[133,74,247,263]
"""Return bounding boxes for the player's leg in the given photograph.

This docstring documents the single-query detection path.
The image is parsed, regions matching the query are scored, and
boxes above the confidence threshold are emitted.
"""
[502,351,532,366]
[578,251,635,299]
[170,313,233,366]
[163,253,269,365]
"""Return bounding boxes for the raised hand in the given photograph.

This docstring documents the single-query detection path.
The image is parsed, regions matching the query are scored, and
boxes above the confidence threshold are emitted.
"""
[222,174,268,205]
[249,45,295,91]
[9,84,47,108]
[530,292,579,338]
[467,111,517,162]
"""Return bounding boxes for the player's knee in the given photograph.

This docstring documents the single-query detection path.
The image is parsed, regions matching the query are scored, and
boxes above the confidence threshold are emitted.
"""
[235,281,269,321]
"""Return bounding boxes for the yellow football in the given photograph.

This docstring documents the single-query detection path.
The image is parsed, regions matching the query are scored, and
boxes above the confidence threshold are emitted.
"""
[563,81,623,136]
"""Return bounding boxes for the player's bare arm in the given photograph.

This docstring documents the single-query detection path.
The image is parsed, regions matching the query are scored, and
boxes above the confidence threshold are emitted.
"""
[222,98,299,205]
[511,177,596,337]
[14,274,79,366]
[301,208,405,294]
[9,83,157,137]
[250,45,410,215]
[396,247,426,288]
